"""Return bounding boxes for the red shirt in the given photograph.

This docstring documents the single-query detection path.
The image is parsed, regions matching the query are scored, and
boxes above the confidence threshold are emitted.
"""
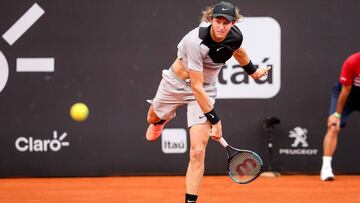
[339,52,360,86]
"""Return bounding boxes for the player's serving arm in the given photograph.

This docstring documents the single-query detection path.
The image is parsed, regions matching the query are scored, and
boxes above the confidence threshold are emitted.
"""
[233,47,271,80]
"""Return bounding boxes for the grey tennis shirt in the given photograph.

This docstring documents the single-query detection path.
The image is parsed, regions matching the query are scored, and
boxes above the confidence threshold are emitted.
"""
[177,25,243,84]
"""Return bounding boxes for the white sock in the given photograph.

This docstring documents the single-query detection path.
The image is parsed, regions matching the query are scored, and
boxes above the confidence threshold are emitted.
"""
[322,156,332,170]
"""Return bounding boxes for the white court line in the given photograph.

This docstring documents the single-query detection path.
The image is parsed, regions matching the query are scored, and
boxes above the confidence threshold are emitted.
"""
[17,58,55,72]
[2,3,45,46]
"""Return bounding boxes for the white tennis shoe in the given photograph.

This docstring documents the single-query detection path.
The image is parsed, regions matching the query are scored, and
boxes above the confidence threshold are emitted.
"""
[320,167,335,181]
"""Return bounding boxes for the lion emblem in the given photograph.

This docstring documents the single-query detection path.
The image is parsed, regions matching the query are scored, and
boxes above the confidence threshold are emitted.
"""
[289,127,308,147]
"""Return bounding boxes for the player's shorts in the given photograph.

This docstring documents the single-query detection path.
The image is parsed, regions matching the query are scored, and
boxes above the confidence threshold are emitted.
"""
[152,67,217,128]
[329,82,360,128]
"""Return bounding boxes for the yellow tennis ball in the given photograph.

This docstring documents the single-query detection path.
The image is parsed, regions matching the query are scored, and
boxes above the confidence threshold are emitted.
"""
[70,102,89,122]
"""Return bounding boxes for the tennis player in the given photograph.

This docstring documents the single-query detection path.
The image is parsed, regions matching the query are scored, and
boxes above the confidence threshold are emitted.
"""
[145,2,270,202]
[321,52,360,181]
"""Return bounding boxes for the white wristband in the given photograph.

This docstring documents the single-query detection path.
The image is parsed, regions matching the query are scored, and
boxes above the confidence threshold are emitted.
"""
[334,112,341,118]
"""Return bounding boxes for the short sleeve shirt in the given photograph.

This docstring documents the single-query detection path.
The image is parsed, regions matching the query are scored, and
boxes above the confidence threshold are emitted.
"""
[177,25,243,84]
[339,52,360,87]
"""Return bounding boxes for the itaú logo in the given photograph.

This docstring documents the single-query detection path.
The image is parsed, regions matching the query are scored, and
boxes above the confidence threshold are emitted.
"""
[15,131,69,152]
[216,17,281,99]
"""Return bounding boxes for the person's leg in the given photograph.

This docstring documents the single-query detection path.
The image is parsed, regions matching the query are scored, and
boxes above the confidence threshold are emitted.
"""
[185,123,211,202]
[321,89,353,181]
[184,96,215,202]
[321,119,340,181]
[321,88,340,181]
[145,77,180,141]
[145,103,177,141]
[322,124,340,157]
[147,104,163,124]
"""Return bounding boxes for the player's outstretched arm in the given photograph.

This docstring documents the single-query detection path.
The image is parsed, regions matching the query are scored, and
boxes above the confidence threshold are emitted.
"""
[251,66,271,80]
[233,47,271,80]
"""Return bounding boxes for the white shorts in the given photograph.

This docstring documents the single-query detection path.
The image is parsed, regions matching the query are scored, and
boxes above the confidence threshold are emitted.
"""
[152,68,217,128]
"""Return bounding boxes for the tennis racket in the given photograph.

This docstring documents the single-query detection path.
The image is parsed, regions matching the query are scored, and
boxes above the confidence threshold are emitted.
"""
[218,137,263,184]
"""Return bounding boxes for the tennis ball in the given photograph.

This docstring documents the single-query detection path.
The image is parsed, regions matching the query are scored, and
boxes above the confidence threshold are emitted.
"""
[70,102,89,122]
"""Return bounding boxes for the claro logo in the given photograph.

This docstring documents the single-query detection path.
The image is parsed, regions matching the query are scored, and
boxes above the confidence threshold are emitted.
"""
[0,3,55,94]
[15,131,70,152]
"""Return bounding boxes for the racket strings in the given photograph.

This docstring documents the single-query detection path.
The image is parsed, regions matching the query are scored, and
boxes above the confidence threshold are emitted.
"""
[228,152,262,183]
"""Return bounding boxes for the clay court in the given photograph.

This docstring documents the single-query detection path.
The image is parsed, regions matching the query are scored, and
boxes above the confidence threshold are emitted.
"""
[1,2,360,203]
[1,175,359,203]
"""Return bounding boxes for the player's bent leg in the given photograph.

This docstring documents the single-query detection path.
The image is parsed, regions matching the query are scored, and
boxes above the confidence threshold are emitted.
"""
[147,105,160,124]
[185,123,211,197]
[146,105,175,142]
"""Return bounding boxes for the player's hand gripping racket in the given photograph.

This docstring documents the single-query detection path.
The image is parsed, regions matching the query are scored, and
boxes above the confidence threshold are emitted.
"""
[218,137,263,184]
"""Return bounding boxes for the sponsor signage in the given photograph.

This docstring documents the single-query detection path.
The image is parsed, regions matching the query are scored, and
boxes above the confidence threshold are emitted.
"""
[0,3,54,94]
[217,17,281,99]
[161,128,187,154]
[15,131,70,152]
[278,127,318,156]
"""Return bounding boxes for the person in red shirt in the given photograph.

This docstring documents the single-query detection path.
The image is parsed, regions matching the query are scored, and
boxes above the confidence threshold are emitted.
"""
[321,52,360,181]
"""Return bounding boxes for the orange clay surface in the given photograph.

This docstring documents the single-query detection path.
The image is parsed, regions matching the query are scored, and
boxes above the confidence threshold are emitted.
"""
[0,175,359,203]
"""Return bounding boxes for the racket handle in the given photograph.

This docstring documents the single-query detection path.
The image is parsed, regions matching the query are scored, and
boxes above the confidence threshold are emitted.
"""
[219,137,229,148]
